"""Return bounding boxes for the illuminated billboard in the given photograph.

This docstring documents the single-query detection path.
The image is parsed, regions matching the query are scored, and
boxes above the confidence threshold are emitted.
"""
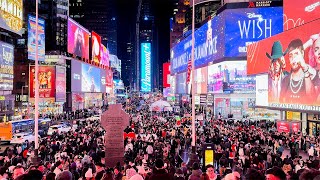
[224,7,283,57]
[92,31,101,64]
[100,44,110,67]
[0,42,14,90]
[163,63,170,88]
[55,66,66,102]
[67,18,90,60]
[28,15,45,61]
[0,0,23,35]
[81,63,101,92]
[208,61,255,94]
[247,19,320,111]
[140,43,151,92]
[29,66,56,98]
[284,0,320,31]
[194,67,208,94]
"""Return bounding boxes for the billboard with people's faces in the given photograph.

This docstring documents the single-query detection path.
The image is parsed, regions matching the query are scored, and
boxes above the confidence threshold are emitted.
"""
[67,18,90,60]
[247,19,320,111]
[284,0,320,31]
[28,15,45,61]
[29,66,56,98]
[92,31,102,64]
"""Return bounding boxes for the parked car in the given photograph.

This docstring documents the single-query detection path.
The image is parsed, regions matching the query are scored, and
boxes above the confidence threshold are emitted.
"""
[47,124,71,135]
[86,114,101,121]
[10,133,39,144]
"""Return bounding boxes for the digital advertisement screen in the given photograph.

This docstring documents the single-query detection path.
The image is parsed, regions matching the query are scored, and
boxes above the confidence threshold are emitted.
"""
[55,66,66,102]
[28,15,45,61]
[100,69,106,93]
[170,13,225,74]
[176,72,187,94]
[224,7,283,57]
[0,42,14,90]
[194,67,208,94]
[140,43,152,92]
[29,66,56,98]
[163,63,170,88]
[255,74,268,107]
[284,0,319,31]
[0,0,23,35]
[67,18,90,60]
[247,19,320,111]
[106,69,113,88]
[100,44,110,67]
[71,60,82,92]
[81,63,101,92]
[92,31,101,64]
[208,61,255,94]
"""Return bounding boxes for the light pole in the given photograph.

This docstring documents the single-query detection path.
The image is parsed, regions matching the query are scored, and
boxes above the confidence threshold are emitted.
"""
[188,0,199,167]
[21,85,28,116]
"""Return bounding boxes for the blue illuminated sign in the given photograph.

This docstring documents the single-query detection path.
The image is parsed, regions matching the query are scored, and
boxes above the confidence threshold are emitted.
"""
[140,43,152,92]
[170,13,225,74]
[224,7,283,57]
[28,15,46,61]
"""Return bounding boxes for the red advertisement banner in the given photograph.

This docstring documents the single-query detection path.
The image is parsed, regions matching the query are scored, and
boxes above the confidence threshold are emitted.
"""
[106,69,113,87]
[277,122,290,133]
[29,66,56,98]
[284,0,320,31]
[163,63,170,88]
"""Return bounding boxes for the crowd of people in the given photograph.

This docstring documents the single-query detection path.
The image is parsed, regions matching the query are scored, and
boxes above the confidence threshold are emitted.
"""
[1,98,320,180]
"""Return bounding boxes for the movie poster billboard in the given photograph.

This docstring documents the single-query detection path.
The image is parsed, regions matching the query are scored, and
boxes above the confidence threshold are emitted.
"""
[106,69,113,88]
[55,66,66,102]
[284,0,320,31]
[81,63,101,92]
[0,0,23,35]
[28,15,45,61]
[247,19,320,111]
[92,31,101,64]
[29,66,56,98]
[194,67,208,94]
[170,13,225,74]
[67,18,90,60]
[0,42,14,90]
[224,7,283,57]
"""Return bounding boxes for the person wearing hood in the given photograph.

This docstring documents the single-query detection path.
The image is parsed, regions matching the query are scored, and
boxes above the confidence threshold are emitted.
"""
[148,158,173,180]
[189,162,202,180]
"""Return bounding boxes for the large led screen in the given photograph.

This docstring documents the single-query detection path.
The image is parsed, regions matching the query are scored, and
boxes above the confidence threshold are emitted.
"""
[92,31,101,64]
[106,69,113,88]
[194,67,208,94]
[170,13,225,74]
[0,0,23,35]
[71,60,82,92]
[208,61,255,94]
[29,66,55,98]
[81,63,101,92]
[100,69,106,93]
[247,19,320,111]
[256,74,268,107]
[0,42,14,90]
[55,66,66,102]
[176,72,187,94]
[284,0,320,31]
[28,15,45,61]
[224,7,283,57]
[140,43,152,92]
[68,18,90,60]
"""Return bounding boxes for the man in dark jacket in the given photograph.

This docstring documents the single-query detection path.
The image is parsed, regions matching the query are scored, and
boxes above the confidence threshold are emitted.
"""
[188,162,202,180]
[148,158,173,180]
[95,162,105,180]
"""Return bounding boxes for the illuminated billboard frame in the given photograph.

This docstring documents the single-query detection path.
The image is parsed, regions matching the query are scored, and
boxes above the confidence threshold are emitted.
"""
[140,43,152,92]
[0,0,23,35]
[28,14,45,61]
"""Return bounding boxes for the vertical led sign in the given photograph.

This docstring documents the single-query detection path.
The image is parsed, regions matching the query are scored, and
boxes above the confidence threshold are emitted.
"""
[140,43,151,92]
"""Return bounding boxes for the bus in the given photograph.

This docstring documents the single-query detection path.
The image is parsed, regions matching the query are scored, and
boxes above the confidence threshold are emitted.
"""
[0,118,52,142]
